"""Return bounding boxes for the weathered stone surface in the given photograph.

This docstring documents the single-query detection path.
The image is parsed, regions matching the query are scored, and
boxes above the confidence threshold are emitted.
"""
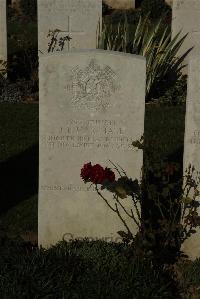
[104,0,135,9]
[38,0,102,55]
[172,0,200,70]
[39,50,146,247]
[183,56,200,260]
[0,0,7,61]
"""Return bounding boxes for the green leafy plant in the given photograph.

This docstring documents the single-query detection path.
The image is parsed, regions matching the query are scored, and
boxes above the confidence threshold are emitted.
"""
[80,140,200,264]
[138,137,200,263]
[98,14,192,100]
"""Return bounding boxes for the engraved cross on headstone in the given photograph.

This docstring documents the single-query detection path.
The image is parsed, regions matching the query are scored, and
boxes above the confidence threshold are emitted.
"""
[63,16,86,50]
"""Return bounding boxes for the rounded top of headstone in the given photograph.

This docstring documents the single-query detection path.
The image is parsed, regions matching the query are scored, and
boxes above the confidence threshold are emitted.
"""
[39,49,146,63]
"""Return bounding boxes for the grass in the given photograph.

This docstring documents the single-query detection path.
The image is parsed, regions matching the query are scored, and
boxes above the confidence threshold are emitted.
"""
[0,102,38,221]
[0,196,37,238]
[0,102,38,161]
[0,239,179,298]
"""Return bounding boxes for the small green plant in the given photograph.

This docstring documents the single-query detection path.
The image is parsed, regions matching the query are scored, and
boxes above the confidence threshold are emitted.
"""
[80,139,200,264]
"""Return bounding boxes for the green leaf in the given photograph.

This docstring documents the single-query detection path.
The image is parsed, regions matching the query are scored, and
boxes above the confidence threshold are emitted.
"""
[115,186,127,199]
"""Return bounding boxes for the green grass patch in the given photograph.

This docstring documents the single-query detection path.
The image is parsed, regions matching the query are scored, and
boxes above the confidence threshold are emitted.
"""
[0,195,37,237]
[0,102,38,217]
[0,102,38,161]
[0,239,178,298]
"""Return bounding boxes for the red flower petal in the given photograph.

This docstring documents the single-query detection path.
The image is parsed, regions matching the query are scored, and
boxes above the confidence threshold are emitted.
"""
[90,164,106,184]
[80,162,93,182]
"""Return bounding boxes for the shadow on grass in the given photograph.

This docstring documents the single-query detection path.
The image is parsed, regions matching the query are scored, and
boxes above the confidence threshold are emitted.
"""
[0,143,38,215]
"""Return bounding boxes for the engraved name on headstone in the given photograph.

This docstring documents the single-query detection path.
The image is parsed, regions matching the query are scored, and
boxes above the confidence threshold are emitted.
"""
[39,50,146,247]
[0,0,7,61]
[172,0,200,71]
[183,56,200,260]
[38,0,102,55]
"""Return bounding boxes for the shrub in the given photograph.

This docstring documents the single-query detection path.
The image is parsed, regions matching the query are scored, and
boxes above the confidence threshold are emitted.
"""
[98,15,191,101]
[80,146,200,265]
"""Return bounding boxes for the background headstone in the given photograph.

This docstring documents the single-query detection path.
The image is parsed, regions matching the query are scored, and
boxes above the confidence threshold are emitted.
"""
[0,0,7,61]
[38,0,102,55]
[104,0,135,10]
[172,0,200,71]
[183,56,200,260]
[39,50,146,247]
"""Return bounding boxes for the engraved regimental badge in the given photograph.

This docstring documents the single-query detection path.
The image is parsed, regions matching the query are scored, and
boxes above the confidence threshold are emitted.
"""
[69,59,119,111]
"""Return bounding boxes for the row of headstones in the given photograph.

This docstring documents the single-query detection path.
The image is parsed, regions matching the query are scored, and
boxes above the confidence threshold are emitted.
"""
[36,0,200,61]
[38,1,200,260]
[0,0,199,61]
[39,52,200,261]
[0,0,102,60]
[0,0,199,259]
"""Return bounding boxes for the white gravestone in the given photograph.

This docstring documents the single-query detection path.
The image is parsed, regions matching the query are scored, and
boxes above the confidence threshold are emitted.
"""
[39,50,146,247]
[183,56,200,260]
[38,0,102,55]
[172,0,200,70]
[0,0,7,61]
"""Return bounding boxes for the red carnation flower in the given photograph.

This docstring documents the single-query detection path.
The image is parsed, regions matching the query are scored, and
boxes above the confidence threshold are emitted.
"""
[104,167,115,182]
[80,162,93,182]
[90,164,106,184]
